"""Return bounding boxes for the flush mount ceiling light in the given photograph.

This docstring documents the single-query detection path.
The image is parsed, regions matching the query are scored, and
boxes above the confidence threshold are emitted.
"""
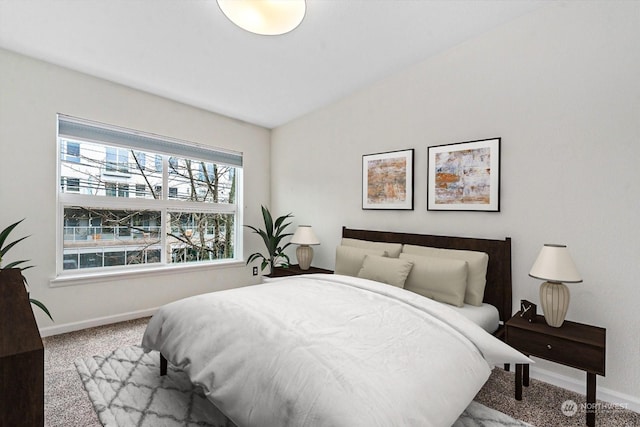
[217,0,306,36]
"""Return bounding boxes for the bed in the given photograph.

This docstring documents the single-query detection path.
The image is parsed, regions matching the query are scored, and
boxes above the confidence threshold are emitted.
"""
[142,227,527,427]
[340,227,513,336]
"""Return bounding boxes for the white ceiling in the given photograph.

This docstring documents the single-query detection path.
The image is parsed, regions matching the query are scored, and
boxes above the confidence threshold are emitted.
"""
[0,0,547,129]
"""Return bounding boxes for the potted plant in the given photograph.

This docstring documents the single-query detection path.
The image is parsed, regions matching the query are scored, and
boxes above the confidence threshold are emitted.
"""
[0,219,53,321]
[245,206,294,273]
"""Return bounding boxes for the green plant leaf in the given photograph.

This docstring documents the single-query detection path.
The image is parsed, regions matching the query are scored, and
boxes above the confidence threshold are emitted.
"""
[0,219,26,266]
[3,259,32,270]
[245,206,294,272]
[244,225,261,233]
[0,219,24,250]
[30,298,54,321]
[1,219,53,322]
[261,206,274,238]
[246,252,266,265]
[0,235,30,260]
[274,215,293,234]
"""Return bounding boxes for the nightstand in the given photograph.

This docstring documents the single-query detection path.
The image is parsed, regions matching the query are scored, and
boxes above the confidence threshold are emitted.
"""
[267,264,333,278]
[506,312,606,427]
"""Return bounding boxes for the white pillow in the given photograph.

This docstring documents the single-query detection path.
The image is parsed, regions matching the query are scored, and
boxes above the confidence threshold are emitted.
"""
[335,245,387,277]
[401,245,488,306]
[341,238,403,258]
[400,253,468,307]
[357,255,414,288]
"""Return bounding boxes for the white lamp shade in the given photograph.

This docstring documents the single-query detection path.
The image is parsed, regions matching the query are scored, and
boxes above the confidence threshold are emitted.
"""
[291,225,319,245]
[529,244,582,283]
[217,0,306,36]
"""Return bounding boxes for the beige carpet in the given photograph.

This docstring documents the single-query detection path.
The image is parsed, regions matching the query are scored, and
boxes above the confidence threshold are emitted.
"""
[74,345,529,427]
[476,367,640,427]
[44,317,640,427]
[44,318,149,426]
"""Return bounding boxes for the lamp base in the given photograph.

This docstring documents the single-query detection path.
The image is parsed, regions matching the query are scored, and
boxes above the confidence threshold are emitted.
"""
[296,245,314,270]
[539,281,570,327]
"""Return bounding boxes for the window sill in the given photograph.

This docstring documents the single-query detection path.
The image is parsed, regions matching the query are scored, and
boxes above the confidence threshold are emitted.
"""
[50,259,246,288]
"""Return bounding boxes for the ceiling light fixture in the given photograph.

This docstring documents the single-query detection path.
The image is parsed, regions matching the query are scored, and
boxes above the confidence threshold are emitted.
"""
[217,0,306,36]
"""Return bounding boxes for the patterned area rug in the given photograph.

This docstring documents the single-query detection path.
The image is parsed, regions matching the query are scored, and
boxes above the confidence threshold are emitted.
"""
[75,346,233,427]
[75,346,531,427]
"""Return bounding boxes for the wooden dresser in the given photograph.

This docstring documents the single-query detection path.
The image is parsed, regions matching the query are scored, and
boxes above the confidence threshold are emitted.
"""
[0,269,44,426]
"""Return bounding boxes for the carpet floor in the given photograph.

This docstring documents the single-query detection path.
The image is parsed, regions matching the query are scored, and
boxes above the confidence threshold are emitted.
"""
[44,317,640,426]
[73,345,529,427]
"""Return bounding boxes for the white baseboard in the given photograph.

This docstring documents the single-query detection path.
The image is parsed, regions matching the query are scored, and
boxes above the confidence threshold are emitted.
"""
[39,307,158,338]
[530,366,640,413]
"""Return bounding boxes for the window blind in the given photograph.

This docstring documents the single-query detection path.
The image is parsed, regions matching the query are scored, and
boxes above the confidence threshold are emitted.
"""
[58,114,243,167]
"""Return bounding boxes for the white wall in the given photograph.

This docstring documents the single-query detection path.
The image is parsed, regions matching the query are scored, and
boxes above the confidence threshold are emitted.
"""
[272,2,639,402]
[0,48,270,333]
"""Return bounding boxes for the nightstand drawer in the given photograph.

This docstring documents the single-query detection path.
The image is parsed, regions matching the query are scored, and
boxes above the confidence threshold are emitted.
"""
[508,327,605,375]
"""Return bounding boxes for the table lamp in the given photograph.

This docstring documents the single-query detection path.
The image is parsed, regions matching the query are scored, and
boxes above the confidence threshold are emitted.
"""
[529,244,582,327]
[290,225,320,270]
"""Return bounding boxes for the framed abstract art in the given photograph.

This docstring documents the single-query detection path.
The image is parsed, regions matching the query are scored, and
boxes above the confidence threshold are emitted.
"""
[362,149,414,210]
[428,138,501,212]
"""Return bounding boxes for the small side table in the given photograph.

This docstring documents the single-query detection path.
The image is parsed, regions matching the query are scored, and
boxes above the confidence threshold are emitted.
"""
[506,312,606,427]
[267,264,333,278]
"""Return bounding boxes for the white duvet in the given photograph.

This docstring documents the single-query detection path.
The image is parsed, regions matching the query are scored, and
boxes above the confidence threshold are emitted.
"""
[142,274,529,427]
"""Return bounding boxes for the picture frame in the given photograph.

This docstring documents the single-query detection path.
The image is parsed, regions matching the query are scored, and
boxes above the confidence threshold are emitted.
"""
[362,149,414,210]
[427,138,501,212]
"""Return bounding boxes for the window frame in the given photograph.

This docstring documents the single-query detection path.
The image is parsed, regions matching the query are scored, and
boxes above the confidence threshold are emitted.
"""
[54,115,244,284]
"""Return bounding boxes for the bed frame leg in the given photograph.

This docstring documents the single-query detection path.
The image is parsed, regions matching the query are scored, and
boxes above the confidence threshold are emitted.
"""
[160,353,167,376]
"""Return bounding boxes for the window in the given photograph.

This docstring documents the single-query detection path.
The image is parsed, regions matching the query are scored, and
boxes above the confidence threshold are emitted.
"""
[66,142,80,162]
[133,152,146,171]
[67,178,80,192]
[135,184,146,198]
[57,114,243,276]
[105,183,129,197]
[105,147,130,174]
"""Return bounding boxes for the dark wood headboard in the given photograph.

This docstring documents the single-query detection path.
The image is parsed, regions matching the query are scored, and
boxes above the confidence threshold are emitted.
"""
[342,227,513,324]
